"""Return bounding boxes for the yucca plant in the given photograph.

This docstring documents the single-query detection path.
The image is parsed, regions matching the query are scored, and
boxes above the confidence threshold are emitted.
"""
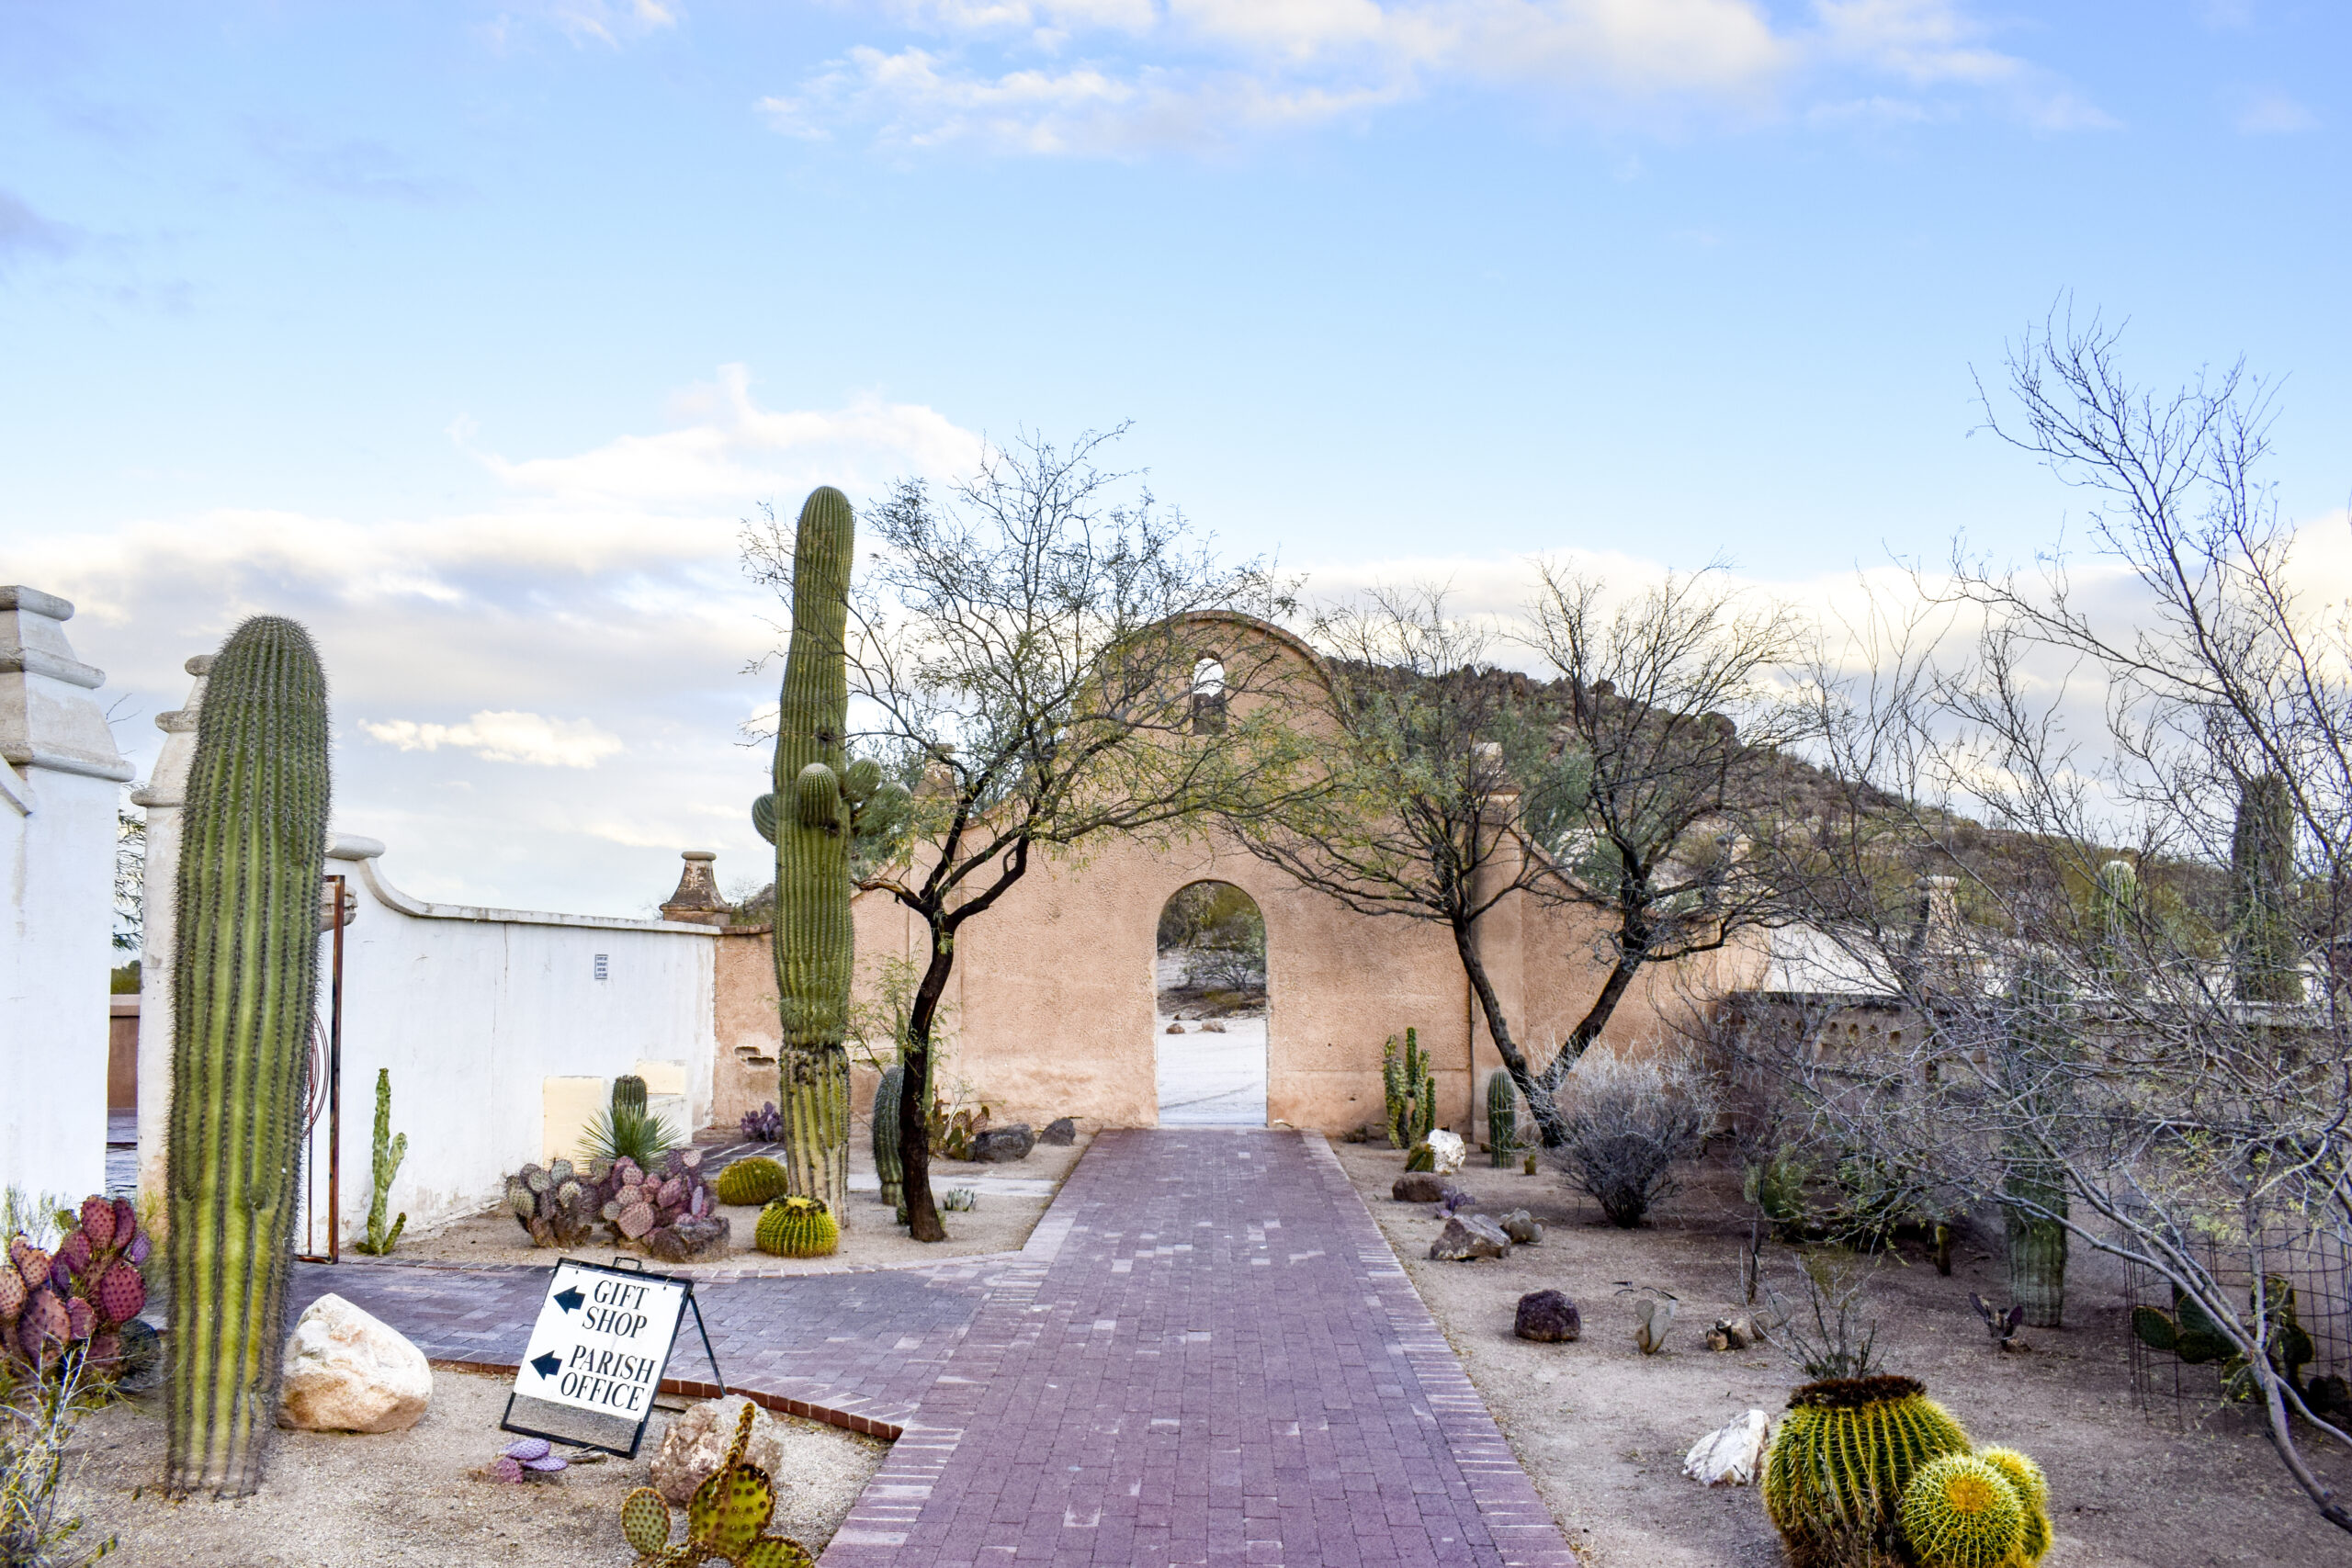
[579,1103,681,1169]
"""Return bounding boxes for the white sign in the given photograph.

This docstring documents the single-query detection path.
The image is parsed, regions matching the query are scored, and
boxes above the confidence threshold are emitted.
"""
[513,1260,689,1422]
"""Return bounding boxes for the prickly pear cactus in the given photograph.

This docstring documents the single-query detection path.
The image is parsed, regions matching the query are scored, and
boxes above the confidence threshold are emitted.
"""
[617,1403,815,1567]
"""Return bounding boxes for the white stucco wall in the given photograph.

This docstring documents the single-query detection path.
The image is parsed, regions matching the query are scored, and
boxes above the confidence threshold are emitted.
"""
[0,587,133,1203]
[132,652,723,1244]
[320,836,718,1240]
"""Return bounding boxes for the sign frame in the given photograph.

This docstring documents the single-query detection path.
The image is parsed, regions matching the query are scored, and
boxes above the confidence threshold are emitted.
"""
[498,1255,725,1460]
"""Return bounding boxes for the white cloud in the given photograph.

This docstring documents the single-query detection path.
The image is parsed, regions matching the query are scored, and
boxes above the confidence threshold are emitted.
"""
[771,0,2096,152]
[363,711,627,769]
[2235,90,2319,134]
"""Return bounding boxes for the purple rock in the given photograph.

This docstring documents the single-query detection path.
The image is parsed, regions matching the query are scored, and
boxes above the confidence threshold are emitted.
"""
[1515,1290,1581,1343]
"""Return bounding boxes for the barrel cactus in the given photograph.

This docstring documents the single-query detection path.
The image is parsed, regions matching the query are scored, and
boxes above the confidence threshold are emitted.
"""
[1899,1454,2027,1568]
[755,1196,839,1258]
[1763,1375,1973,1563]
[165,615,331,1496]
[1976,1448,2052,1562]
[715,1156,789,1207]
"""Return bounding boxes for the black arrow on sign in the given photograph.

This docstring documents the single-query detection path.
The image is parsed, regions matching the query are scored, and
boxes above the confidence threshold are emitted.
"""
[531,1352,562,1379]
[554,1287,584,1313]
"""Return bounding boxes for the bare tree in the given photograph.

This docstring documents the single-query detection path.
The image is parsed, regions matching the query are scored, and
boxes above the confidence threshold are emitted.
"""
[1751,311,2352,1535]
[747,429,1312,1242]
[1221,587,1582,1139]
[1522,565,1809,1080]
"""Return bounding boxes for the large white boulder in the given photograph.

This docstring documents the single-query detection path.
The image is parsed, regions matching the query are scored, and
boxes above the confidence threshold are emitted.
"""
[650,1395,791,1504]
[1424,1129,1467,1174]
[1683,1408,1770,1486]
[277,1292,433,1434]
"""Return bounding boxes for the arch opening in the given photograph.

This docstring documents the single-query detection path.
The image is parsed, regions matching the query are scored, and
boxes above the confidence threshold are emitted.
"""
[1154,880,1268,1125]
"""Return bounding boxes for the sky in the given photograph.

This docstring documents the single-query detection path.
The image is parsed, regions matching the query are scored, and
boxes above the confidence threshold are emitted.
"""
[4,1,2346,919]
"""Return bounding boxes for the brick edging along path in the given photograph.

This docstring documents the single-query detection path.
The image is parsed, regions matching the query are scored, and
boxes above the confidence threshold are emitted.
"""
[288,1130,1574,1566]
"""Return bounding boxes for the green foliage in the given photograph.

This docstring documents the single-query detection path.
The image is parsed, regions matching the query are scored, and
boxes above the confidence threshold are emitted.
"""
[165,615,329,1498]
[1743,1152,1814,1241]
[617,1403,815,1567]
[2230,773,2303,1004]
[714,1157,789,1208]
[754,1197,839,1258]
[1898,1454,2026,1568]
[1383,1029,1435,1150]
[611,1075,648,1117]
[1403,1143,1435,1173]
[107,963,140,996]
[352,1069,407,1257]
[580,1103,681,1169]
[1487,1073,1519,1167]
[1762,1375,1973,1563]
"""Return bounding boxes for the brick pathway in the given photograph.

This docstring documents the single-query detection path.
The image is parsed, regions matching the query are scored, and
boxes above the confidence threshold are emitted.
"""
[287,1130,1573,1566]
[820,1129,1576,1568]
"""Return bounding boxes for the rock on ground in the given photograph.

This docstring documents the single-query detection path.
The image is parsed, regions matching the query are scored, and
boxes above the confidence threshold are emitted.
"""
[1683,1409,1769,1486]
[1429,1213,1512,1261]
[646,1214,731,1263]
[1514,1290,1581,1342]
[277,1292,433,1434]
[651,1395,794,1504]
[972,1124,1035,1163]
[1039,1118,1078,1145]
[1425,1129,1467,1173]
[1498,1209,1543,1245]
[1391,1173,1452,1203]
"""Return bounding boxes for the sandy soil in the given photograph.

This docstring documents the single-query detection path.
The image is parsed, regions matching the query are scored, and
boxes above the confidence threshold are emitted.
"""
[391,1133,1088,1273]
[1332,1141,2352,1568]
[61,1366,886,1567]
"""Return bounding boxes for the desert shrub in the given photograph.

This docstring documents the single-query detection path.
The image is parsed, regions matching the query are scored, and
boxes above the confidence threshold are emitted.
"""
[1187,947,1266,993]
[1764,1246,1883,1380]
[0,1352,115,1566]
[578,1102,680,1168]
[1548,1048,1719,1227]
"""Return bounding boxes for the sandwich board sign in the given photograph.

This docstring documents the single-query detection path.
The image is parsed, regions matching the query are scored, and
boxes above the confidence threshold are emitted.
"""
[500,1258,722,1458]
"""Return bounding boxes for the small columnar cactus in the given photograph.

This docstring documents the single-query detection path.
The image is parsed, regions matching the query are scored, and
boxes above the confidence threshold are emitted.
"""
[612,1075,650,1118]
[1487,1072,1519,1167]
[754,1196,839,1258]
[714,1156,789,1207]
[352,1068,408,1257]
[872,1066,905,1214]
[1383,1028,1435,1150]
[619,1403,814,1566]
[1898,1454,2026,1568]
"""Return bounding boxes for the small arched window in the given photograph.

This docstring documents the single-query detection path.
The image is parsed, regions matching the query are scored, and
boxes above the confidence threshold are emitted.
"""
[1191,656,1227,736]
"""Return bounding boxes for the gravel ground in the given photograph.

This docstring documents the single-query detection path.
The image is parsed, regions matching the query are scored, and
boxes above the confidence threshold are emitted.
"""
[1333,1140,2352,1568]
[60,1366,886,1567]
[393,1135,1088,1273]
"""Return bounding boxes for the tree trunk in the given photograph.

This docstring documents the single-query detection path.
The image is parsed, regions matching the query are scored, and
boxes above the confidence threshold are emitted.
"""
[899,926,957,1244]
[1450,918,1562,1145]
[1541,944,1646,1097]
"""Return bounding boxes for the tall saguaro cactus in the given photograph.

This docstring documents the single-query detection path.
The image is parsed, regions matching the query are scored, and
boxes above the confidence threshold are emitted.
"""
[752,487,861,1219]
[2000,958,2072,1329]
[164,615,330,1496]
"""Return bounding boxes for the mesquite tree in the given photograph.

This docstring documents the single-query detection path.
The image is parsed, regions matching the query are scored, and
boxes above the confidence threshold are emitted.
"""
[1751,312,2352,1535]
[165,615,329,1496]
[744,430,1310,1242]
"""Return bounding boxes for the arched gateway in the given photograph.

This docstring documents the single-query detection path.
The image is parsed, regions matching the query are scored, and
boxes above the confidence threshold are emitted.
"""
[1154,880,1269,1124]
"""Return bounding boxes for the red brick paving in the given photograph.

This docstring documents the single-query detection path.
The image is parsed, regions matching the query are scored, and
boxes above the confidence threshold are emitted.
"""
[288,1129,1573,1566]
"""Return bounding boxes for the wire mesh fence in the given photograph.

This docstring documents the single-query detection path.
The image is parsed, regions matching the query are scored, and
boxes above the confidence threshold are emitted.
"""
[2122,1221,2352,1427]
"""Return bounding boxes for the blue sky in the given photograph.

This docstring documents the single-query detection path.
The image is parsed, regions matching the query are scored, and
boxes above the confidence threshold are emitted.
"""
[4,1,2346,916]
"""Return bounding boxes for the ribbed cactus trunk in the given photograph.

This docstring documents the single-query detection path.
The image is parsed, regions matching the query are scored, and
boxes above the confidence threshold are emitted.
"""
[164,615,329,1496]
[873,1066,905,1217]
[771,486,857,1221]
[1487,1071,1518,1167]
[2230,773,2302,1004]
[2001,958,2072,1329]
[2004,1173,2068,1328]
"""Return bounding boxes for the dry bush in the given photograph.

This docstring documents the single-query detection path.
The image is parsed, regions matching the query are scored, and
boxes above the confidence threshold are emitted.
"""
[1548,1047,1720,1227]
